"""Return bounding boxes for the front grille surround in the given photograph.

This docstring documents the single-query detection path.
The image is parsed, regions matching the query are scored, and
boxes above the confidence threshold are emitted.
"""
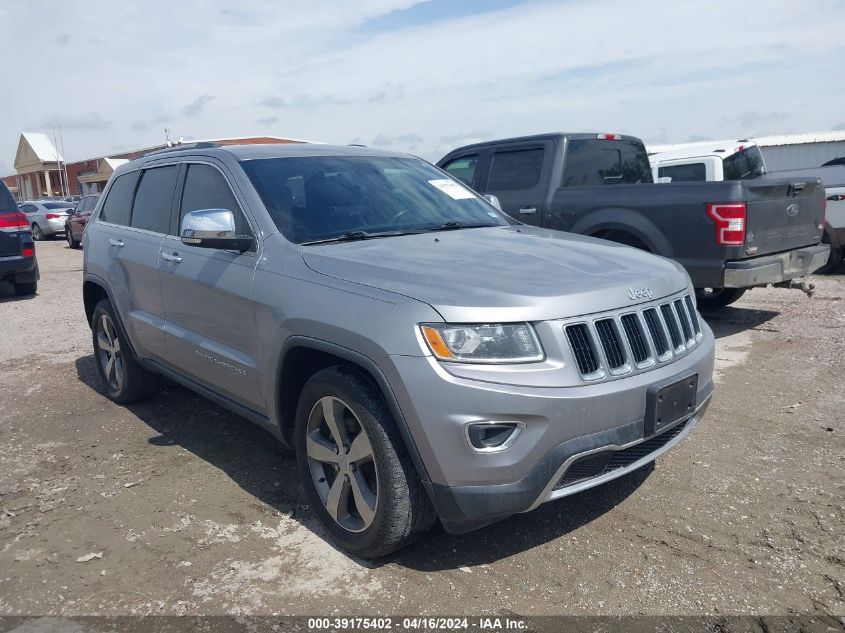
[562,292,703,382]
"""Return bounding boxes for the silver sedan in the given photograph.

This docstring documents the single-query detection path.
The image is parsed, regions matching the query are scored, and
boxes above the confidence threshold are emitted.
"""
[19,200,75,240]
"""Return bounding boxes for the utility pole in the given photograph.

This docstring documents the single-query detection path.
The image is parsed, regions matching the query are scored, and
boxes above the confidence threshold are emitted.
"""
[58,125,69,197]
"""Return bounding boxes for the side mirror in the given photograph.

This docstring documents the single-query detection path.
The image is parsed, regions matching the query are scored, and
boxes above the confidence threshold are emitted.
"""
[181,209,253,251]
[483,194,502,211]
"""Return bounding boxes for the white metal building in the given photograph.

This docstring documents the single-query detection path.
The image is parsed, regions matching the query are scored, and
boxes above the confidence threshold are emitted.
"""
[648,131,845,172]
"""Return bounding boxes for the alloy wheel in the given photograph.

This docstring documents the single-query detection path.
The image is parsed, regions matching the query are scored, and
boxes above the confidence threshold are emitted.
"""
[96,313,124,391]
[305,396,379,533]
[32,224,43,240]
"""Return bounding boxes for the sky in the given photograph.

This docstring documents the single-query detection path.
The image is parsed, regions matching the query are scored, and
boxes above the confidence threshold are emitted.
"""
[1,0,844,174]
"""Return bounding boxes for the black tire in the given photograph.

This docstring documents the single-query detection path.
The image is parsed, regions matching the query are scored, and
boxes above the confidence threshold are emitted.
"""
[13,281,37,296]
[91,299,159,403]
[695,287,746,310]
[816,241,843,274]
[294,366,435,559]
[67,228,81,249]
[31,224,44,241]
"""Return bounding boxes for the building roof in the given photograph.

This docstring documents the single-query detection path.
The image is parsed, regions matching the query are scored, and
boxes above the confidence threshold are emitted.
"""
[20,132,63,162]
[648,130,845,155]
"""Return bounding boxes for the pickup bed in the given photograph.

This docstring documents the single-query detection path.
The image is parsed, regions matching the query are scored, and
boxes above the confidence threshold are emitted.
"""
[438,133,828,309]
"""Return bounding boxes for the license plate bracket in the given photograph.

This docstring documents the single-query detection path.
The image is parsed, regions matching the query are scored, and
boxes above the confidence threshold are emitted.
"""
[645,374,698,435]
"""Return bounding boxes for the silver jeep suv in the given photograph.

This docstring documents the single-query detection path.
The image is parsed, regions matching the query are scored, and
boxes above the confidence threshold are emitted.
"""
[82,143,715,558]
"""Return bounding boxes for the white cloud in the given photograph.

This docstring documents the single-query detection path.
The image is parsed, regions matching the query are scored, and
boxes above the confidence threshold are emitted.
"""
[0,0,843,168]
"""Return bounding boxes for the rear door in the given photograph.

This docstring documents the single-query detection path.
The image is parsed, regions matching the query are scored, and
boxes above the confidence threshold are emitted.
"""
[742,178,825,256]
[157,161,263,410]
[479,141,553,227]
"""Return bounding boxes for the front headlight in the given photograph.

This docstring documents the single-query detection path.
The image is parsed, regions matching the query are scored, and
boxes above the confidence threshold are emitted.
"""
[420,323,544,363]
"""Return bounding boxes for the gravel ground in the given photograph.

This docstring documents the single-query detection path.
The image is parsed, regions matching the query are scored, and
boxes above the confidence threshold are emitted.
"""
[0,240,843,617]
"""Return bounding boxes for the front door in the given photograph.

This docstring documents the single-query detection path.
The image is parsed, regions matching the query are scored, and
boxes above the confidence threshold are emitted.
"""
[158,162,263,411]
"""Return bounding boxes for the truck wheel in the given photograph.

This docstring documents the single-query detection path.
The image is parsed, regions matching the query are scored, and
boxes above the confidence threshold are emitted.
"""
[816,244,843,274]
[295,367,435,559]
[695,288,746,310]
[91,299,160,403]
[13,281,37,296]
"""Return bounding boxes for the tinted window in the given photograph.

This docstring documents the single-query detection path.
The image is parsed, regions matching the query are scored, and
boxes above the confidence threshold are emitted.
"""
[99,172,138,226]
[42,202,72,209]
[179,164,249,235]
[488,148,544,191]
[0,182,15,212]
[562,139,653,187]
[658,162,707,182]
[441,155,478,187]
[723,146,765,180]
[241,155,509,244]
[130,166,179,233]
[83,196,98,212]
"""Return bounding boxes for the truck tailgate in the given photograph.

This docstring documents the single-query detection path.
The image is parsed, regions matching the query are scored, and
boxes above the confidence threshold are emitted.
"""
[743,178,825,257]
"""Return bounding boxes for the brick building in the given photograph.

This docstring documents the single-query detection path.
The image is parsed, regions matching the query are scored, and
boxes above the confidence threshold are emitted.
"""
[3,134,305,200]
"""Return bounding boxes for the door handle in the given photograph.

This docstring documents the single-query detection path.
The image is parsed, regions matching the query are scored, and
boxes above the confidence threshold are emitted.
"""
[518,207,537,215]
[108,238,124,247]
[161,252,182,263]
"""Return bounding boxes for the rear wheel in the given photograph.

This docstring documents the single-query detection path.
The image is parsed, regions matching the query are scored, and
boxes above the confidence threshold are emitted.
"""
[816,234,843,274]
[13,281,37,296]
[695,287,746,310]
[31,224,44,241]
[294,367,435,559]
[91,299,159,403]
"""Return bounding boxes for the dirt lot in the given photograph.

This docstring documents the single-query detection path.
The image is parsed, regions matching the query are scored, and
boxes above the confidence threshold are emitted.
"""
[0,240,843,617]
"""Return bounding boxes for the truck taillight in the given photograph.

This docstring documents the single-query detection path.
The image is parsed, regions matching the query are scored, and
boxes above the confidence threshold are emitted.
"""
[0,211,28,232]
[706,203,746,246]
[597,133,622,140]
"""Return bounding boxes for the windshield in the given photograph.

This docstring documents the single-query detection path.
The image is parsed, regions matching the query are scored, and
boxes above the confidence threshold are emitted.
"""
[723,146,766,180]
[241,155,510,244]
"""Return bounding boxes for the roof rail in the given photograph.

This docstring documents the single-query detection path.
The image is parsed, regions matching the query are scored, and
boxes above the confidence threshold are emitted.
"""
[144,141,221,157]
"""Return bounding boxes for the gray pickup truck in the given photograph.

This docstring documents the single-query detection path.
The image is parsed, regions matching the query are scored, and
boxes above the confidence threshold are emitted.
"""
[438,133,828,309]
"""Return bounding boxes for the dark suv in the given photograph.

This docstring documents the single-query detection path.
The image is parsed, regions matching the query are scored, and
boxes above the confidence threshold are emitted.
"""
[66,194,100,248]
[0,181,38,296]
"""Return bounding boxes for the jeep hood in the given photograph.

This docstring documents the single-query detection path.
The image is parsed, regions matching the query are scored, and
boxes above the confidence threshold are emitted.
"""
[301,226,688,322]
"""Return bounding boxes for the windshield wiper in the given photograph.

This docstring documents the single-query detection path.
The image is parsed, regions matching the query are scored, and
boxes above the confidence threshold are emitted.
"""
[430,221,499,232]
[301,230,418,245]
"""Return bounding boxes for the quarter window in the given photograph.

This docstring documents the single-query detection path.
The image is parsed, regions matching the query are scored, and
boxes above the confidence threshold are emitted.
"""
[99,172,138,226]
[441,155,479,187]
[488,148,544,191]
[130,166,179,233]
[179,164,249,235]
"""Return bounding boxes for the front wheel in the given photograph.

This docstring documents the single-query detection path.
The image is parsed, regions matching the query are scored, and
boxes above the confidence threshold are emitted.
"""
[695,287,746,310]
[66,227,81,249]
[294,367,435,559]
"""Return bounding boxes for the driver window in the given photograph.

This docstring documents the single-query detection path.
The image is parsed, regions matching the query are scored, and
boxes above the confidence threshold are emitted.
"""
[179,164,251,236]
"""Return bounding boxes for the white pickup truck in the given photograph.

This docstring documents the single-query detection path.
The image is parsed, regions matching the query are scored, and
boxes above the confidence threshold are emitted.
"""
[650,141,845,272]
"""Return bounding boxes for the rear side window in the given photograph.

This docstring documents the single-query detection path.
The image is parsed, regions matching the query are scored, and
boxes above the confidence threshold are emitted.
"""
[658,163,706,182]
[130,166,179,233]
[0,182,14,212]
[562,139,653,187]
[488,148,544,190]
[179,164,249,235]
[441,155,478,187]
[723,146,765,180]
[99,172,139,226]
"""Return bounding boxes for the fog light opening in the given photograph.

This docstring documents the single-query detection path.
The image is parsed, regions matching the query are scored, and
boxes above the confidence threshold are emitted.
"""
[465,422,524,452]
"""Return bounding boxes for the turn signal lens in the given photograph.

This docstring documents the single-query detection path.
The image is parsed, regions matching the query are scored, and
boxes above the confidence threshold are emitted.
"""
[421,326,455,359]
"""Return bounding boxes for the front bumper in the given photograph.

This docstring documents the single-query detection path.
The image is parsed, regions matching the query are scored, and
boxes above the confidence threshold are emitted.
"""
[723,244,830,288]
[384,322,715,533]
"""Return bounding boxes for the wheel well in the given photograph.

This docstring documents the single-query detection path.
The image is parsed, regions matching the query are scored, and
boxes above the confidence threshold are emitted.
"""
[277,346,379,444]
[83,281,109,327]
[591,229,651,252]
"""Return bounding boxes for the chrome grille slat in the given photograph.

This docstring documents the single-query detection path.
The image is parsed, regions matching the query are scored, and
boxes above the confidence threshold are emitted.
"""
[595,319,626,370]
[620,313,650,364]
[660,303,684,349]
[564,293,701,381]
